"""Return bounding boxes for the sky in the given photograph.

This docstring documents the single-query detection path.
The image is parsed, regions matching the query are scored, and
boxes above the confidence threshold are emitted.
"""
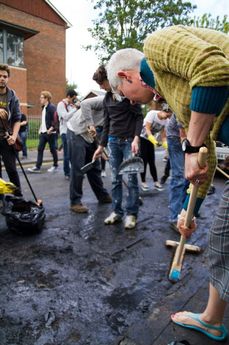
[50,0,228,97]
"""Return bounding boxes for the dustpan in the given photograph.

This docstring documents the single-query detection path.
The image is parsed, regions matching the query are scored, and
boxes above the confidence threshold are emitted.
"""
[118,155,144,175]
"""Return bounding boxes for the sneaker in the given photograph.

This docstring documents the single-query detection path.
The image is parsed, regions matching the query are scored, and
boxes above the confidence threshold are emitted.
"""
[101,170,106,177]
[124,215,137,229]
[154,181,163,191]
[27,166,40,173]
[98,195,112,204]
[104,212,122,225]
[70,203,88,213]
[48,166,58,173]
[141,182,150,191]
[160,175,169,185]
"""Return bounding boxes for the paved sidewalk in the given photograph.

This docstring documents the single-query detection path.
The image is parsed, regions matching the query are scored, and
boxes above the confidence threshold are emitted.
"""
[16,149,63,168]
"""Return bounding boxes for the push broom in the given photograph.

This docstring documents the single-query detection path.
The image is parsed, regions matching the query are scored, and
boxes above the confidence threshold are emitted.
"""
[168,146,208,282]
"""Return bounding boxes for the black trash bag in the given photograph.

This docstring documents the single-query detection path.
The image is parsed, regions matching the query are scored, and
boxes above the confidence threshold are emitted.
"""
[2,195,45,235]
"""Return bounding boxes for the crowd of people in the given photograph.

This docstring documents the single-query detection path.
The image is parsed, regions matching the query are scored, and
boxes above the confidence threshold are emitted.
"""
[0,23,228,342]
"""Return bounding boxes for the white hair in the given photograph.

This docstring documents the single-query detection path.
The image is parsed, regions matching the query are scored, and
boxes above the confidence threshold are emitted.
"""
[106,48,144,90]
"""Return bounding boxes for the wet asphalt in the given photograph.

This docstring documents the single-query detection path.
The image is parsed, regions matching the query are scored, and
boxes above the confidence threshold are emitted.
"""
[0,149,228,345]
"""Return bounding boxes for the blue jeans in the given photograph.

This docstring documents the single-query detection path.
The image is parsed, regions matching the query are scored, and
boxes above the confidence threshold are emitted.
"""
[108,136,139,217]
[67,130,109,205]
[61,133,70,177]
[19,130,28,157]
[167,136,188,222]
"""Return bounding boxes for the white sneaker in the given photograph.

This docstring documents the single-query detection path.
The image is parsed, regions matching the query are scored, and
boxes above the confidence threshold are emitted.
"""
[27,166,40,173]
[104,212,122,225]
[124,215,137,229]
[47,166,58,173]
[141,182,149,191]
[101,170,106,177]
[154,182,163,191]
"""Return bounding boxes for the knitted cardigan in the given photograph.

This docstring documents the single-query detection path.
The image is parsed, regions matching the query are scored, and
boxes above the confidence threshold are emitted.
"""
[144,25,229,199]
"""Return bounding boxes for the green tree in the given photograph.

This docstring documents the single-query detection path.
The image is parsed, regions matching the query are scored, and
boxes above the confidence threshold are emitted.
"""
[86,0,196,61]
[190,14,229,33]
[66,80,78,94]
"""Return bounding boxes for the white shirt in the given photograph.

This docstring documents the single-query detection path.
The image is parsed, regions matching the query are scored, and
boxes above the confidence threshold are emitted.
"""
[140,110,168,139]
[57,100,78,135]
[39,106,47,133]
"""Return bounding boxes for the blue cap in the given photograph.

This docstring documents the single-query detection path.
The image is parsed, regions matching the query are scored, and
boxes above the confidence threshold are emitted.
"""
[140,58,155,88]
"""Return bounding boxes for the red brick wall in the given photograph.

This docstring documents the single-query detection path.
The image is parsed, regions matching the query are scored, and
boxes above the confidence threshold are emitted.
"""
[8,66,27,114]
[0,3,66,116]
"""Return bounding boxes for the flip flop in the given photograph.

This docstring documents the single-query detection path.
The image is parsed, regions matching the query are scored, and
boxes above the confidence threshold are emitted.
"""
[172,312,228,342]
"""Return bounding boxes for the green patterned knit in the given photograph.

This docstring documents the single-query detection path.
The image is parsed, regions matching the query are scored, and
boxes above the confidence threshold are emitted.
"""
[144,25,229,198]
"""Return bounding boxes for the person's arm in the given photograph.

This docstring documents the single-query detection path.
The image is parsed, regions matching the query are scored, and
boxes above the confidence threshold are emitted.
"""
[184,111,215,184]
[57,102,77,122]
[7,121,21,146]
[80,96,104,126]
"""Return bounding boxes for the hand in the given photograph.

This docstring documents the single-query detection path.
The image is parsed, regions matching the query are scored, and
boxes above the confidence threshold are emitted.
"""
[93,146,103,161]
[36,199,43,206]
[0,109,8,119]
[185,152,208,185]
[47,128,54,135]
[131,136,139,154]
[148,134,159,146]
[6,134,16,146]
[162,140,168,149]
[177,209,197,239]
[88,126,96,138]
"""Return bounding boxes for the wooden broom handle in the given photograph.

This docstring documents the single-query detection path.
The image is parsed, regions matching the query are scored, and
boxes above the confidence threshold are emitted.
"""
[184,146,208,227]
[177,147,208,262]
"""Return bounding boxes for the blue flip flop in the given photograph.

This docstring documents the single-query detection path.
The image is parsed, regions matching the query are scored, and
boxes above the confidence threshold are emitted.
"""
[172,312,228,342]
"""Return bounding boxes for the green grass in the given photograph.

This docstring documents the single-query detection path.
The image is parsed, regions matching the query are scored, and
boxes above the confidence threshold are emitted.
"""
[27,139,39,149]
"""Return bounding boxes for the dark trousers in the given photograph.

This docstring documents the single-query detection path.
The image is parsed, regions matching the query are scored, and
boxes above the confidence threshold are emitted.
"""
[0,139,21,192]
[67,130,109,205]
[140,137,158,182]
[61,133,70,177]
[19,130,28,157]
[36,133,58,169]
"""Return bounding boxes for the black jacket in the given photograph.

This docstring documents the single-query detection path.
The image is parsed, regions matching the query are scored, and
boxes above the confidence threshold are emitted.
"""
[42,103,56,130]
[100,92,143,147]
[6,87,21,125]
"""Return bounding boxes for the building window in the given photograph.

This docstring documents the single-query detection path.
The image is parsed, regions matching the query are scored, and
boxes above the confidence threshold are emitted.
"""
[0,30,24,67]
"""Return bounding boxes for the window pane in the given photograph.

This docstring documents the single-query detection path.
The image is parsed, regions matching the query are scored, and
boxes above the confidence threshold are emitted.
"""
[7,32,24,67]
[0,31,3,63]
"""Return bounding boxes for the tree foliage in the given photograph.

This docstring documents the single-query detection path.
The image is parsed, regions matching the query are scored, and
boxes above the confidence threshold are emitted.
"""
[86,0,197,61]
[189,14,229,33]
[66,80,78,94]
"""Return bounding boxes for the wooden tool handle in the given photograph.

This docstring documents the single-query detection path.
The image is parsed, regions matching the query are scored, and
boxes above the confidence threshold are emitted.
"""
[216,166,229,179]
[178,147,208,261]
[185,146,208,227]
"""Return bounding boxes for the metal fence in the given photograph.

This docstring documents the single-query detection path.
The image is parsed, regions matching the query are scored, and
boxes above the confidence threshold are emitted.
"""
[27,116,41,141]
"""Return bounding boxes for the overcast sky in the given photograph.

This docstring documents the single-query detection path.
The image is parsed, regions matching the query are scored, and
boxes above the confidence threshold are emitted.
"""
[50,0,228,97]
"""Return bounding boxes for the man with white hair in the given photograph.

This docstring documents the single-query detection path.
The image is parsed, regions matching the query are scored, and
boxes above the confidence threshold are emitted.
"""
[107,25,229,342]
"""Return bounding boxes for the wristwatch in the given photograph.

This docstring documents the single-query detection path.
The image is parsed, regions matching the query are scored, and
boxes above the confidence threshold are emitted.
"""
[182,138,205,154]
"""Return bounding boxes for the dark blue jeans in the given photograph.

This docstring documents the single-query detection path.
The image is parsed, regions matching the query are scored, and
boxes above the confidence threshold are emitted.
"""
[19,130,28,157]
[167,136,188,222]
[108,136,139,217]
[67,130,109,206]
[61,133,70,177]
[36,133,58,169]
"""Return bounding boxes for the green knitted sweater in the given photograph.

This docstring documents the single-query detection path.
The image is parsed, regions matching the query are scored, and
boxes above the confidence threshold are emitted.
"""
[144,25,229,198]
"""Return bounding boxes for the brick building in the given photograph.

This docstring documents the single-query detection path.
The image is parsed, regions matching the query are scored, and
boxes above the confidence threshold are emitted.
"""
[0,0,70,116]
